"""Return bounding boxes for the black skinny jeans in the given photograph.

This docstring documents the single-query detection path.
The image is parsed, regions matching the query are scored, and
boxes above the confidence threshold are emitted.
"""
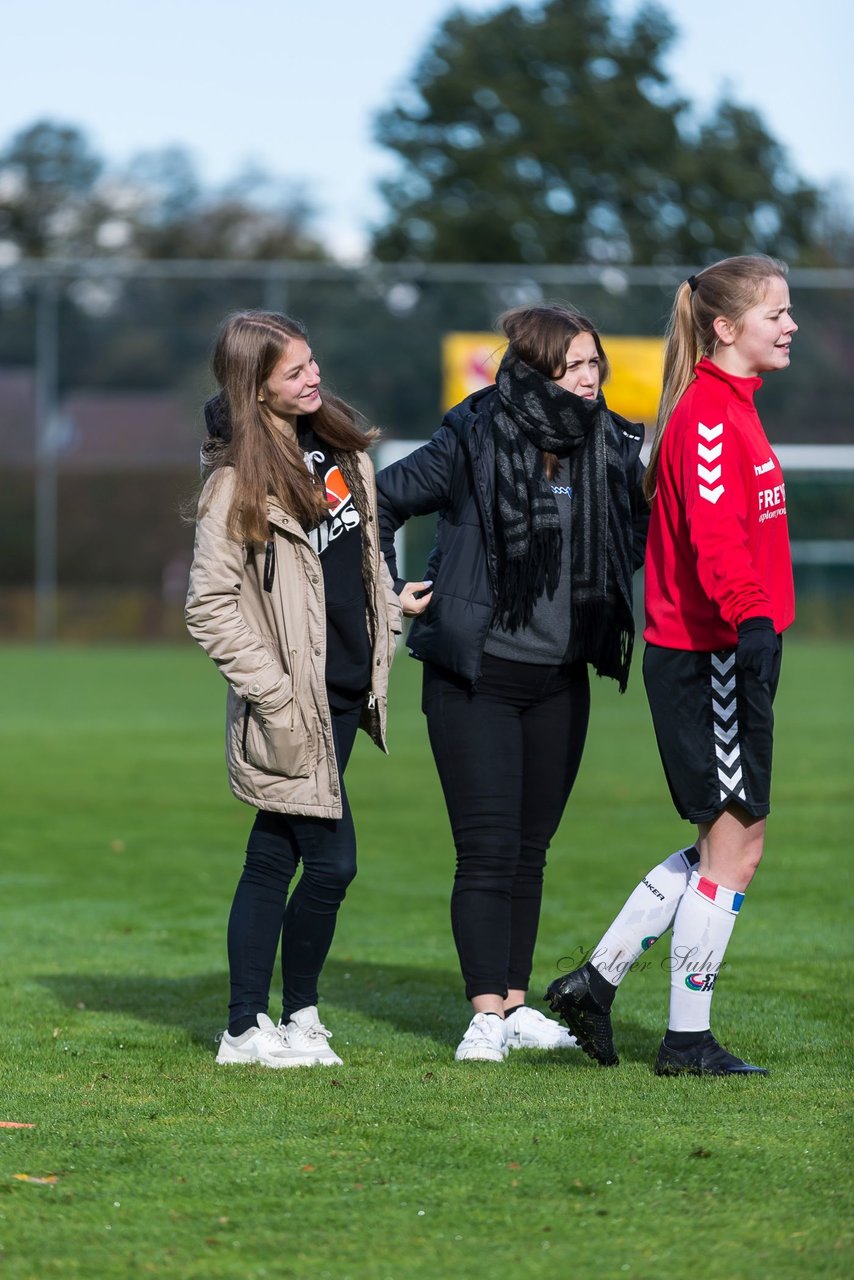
[226,703,361,1035]
[422,652,590,1000]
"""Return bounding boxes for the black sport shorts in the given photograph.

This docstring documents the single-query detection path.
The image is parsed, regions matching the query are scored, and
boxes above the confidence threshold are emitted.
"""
[643,642,780,825]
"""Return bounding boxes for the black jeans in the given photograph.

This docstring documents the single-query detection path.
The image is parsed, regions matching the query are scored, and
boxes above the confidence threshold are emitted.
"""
[226,703,361,1035]
[422,652,590,1000]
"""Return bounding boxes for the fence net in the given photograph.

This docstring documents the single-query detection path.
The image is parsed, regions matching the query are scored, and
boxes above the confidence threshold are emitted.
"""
[1,262,851,641]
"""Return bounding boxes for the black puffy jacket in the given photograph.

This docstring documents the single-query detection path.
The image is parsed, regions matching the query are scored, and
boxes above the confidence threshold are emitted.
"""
[376,386,649,685]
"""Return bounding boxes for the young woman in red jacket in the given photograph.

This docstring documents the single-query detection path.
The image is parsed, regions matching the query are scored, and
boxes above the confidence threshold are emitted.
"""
[547,255,797,1076]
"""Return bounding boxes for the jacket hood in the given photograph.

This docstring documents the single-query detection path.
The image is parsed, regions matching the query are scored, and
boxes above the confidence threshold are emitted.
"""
[205,390,232,441]
[456,383,498,422]
[200,437,224,481]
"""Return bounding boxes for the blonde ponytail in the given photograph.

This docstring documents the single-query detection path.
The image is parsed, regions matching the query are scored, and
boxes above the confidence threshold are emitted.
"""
[644,255,788,503]
[644,282,697,501]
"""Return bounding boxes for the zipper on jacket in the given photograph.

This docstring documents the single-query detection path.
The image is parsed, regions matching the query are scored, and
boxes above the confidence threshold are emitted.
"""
[364,464,383,660]
[263,540,276,593]
[366,691,376,710]
[290,650,299,730]
[241,700,251,761]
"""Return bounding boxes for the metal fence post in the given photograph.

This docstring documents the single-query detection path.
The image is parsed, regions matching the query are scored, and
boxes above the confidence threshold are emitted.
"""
[34,276,59,645]
[262,269,289,316]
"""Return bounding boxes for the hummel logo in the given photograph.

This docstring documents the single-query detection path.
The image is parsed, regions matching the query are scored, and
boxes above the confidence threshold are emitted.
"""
[754,458,775,476]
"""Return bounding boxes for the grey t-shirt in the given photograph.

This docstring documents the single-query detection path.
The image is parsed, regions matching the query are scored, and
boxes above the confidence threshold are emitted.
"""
[484,473,573,665]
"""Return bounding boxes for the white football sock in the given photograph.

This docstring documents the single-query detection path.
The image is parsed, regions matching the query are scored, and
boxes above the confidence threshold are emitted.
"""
[667,871,745,1033]
[589,847,698,986]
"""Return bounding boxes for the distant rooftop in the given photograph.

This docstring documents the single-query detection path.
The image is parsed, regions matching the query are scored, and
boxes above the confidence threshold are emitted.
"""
[0,368,201,469]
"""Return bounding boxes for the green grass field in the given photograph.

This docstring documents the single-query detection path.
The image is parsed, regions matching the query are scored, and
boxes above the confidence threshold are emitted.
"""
[1,641,851,1279]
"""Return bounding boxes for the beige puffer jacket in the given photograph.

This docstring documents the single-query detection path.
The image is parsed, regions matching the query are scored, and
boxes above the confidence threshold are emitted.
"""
[185,454,402,818]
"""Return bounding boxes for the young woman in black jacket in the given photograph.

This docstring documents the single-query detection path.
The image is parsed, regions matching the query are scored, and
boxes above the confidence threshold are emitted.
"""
[377,304,649,1062]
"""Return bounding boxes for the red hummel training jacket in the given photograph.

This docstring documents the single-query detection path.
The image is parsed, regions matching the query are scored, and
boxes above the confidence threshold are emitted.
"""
[644,357,795,651]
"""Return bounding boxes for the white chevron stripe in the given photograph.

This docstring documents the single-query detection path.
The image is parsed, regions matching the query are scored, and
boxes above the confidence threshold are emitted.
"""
[710,654,745,804]
[698,464,722,483]
[699,484,725,504]
[698,442,723,463]
[698,422,724,441]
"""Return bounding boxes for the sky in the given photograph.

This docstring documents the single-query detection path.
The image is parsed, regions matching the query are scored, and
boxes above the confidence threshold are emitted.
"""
[2,0,852,260]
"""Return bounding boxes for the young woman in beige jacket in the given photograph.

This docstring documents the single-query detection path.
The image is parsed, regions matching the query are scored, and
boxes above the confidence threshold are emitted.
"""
[185,311,403,1068]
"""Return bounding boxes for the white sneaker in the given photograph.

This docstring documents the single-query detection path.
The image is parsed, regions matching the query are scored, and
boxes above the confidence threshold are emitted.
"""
[504,1005,578,1051]
[454,1012,509,1062]
[278,1006,343,1066]
[216,1013,304,1068]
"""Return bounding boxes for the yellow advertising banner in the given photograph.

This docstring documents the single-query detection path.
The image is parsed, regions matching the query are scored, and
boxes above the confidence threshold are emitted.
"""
[441,332,664,424]
[603,337,665,424]
[441,332,505,412]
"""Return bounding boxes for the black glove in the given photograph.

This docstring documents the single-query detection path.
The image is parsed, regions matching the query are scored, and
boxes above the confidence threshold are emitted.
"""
[736,616,780,685]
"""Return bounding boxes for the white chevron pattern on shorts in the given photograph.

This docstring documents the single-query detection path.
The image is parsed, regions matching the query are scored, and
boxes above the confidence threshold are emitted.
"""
[697,422,725,504]
[711,652,746,804]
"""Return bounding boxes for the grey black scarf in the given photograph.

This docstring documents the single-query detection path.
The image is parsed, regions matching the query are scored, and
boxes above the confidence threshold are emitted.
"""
[492,353,636,691]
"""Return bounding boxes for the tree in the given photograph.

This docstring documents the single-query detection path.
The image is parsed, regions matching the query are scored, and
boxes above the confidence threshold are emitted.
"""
[0,121,106,258]
[0,121,329,390]
[0,121,326,263]
[372,0,821,265]
[118,152,325,261]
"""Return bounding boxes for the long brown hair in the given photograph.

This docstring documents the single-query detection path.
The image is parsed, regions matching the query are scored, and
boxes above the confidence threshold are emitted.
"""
[499,303,610,479]
[207,311,376,543]
[644,255,787,501]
